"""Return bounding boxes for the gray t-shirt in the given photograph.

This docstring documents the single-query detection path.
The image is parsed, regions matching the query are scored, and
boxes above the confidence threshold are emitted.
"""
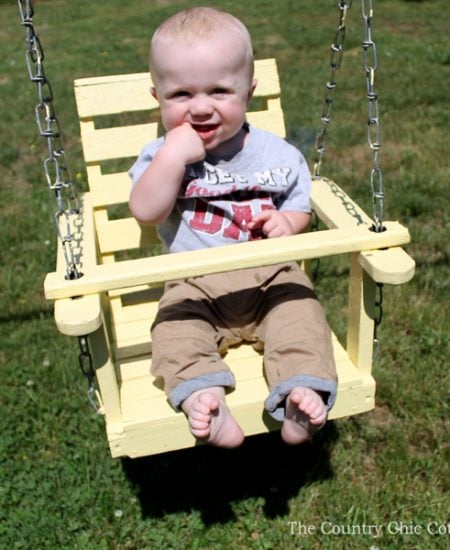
[129,125,311,253]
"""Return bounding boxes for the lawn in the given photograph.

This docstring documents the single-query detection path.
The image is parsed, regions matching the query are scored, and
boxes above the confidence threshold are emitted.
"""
[1,0,448,548]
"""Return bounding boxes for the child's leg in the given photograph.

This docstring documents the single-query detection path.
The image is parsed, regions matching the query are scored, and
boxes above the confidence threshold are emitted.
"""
[257,263,337,444]
[151,277,246,448]
[281,387,327,444]
[181,386,244,448]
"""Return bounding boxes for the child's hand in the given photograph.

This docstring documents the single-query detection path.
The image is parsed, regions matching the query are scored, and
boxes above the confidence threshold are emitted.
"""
[164,123,206,165]
[247,210,296,238]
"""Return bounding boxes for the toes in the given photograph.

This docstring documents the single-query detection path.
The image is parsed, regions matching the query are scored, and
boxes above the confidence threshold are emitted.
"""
[289,388,306,405]
[290,388,326,417]
[189,393,220,428]
[197,393,220,412]
[309,406,327,426]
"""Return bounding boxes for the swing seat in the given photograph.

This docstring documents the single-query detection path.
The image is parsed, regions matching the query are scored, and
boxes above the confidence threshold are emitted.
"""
[44,59,414,458]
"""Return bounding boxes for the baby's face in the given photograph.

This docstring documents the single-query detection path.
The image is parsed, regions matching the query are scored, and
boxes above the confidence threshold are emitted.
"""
[151,34,256,156]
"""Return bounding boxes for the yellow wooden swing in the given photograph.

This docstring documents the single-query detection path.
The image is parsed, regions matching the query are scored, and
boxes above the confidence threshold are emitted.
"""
[20,1,414,458]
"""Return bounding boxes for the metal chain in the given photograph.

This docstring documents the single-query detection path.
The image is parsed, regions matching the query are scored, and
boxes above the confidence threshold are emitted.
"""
[327,178,368,226]
[17,0,83,280]
[372,282,384,361]
[362,0,385,232]
[313,1,386,354]
[313,1,353,178]
[78,336,102,413]
[313,1,386,232]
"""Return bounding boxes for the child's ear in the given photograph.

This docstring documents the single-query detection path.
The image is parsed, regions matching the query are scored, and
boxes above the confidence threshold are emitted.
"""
[248,79,257,104]
[150,86,158,100]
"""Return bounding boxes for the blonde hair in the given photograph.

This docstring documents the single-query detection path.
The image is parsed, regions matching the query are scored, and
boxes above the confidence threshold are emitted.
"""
[150,7,254,81]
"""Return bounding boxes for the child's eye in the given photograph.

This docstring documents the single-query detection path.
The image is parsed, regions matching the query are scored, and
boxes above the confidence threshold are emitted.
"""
[170,90,190,99]
[211,88,230,97]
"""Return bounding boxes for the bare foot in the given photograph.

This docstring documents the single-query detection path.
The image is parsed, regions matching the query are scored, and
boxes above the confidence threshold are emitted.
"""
[281,387,327,445]
[181,387,244,448]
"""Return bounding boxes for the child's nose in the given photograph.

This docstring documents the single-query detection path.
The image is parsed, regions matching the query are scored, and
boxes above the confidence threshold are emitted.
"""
[190,95,213,117]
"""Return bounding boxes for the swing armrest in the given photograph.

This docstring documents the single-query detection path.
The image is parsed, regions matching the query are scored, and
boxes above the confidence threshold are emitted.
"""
[54,295,102,336]
[44,221,411,300]
[311,177,415,284]
[52,192,103,336]
[358,248,415,284]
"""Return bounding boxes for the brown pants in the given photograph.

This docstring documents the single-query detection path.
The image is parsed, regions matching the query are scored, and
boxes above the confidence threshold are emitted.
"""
[151,262,337,421]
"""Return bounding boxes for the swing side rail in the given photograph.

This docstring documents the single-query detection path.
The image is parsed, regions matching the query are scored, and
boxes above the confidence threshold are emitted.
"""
[45,59,415,457]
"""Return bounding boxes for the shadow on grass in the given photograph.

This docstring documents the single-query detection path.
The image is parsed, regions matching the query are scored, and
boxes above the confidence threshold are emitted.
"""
[122,421,339,524]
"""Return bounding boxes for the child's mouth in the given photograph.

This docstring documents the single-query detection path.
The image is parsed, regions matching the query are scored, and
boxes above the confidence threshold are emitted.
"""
[192,124,219,139]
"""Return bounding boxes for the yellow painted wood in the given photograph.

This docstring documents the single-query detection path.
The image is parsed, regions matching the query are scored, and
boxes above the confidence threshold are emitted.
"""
[54,295,102,336]
[74,73,158,117]
[96,218,158,253]
[106,336,374,457]
[82,122,160,163]
[89,172,131,207]
[73,59,280,118]
[346,254,376,373]
[311,177,373,229]
[359,247,415,284]
[45,221,410,300]
[89,322,122,425]
[246,109,285,137]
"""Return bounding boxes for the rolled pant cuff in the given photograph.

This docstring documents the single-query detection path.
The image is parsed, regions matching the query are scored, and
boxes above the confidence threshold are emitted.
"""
[264,375,338,422]
[169,371,236,411]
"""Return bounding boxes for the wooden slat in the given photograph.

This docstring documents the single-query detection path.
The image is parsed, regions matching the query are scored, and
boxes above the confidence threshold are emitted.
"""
[246,109,285,137]
[89,323,122,425]
[75,73,157,117]
[89,172,131,206]
[45,221,411,300]
[252,58,281,96]
[107,334,374,457]
[310,177,372,228]
[97,218,158,253]
[74,59,281,118]
[81,122,159,163]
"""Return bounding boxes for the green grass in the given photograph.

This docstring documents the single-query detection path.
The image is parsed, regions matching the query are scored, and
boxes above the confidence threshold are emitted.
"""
[1,0,449,548]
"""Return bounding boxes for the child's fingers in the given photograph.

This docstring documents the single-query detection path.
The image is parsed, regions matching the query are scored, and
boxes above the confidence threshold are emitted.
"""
[248,209,275,229]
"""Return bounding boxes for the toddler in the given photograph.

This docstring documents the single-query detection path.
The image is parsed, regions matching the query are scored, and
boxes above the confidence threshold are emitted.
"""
[129,7,337,448]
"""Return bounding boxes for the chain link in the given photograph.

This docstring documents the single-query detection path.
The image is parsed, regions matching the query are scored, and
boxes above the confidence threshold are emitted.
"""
[78,336,102,413]
[372,282,384,361]
[17,0,83,280]
[313,1,353,178]
[362,0,385,232]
